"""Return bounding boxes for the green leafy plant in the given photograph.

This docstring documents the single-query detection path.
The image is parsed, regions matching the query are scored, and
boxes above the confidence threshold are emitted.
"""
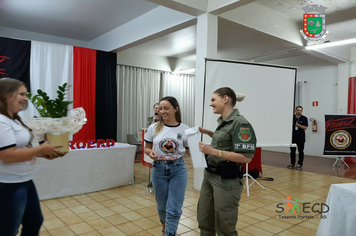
[27,83,74,118]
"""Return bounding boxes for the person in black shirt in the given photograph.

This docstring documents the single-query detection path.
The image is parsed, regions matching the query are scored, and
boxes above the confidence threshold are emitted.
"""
[288,106,308,170]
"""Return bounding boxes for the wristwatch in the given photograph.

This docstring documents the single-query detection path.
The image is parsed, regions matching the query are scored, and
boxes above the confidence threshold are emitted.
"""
[218,150,223,158]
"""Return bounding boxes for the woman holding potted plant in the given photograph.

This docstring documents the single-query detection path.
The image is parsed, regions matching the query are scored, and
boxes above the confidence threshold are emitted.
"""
[0,78,63,236]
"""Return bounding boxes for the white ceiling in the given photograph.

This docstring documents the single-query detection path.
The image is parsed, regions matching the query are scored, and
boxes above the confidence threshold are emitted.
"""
[0,0,158,41]
[1,0,356,68]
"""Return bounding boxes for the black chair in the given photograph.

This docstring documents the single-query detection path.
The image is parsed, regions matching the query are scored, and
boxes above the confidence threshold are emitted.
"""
[127,134,142,155]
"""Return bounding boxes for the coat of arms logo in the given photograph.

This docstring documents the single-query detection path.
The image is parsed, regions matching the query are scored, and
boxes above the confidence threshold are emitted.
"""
[238,127,251,142]
[300,4,329,42]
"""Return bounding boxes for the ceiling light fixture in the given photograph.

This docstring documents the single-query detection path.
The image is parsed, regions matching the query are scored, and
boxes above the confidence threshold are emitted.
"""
[305,38,356,50]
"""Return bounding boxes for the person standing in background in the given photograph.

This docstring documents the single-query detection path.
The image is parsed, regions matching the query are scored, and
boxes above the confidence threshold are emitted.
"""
[146,103,161,128]
[288,106,308,170]
[145,103,161,189]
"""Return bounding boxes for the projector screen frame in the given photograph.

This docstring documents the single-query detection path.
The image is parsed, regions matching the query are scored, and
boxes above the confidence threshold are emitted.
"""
[201,58,298,148]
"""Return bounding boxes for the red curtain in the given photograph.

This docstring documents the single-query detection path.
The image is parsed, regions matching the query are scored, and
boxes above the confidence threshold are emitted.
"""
[72,47,97,143]
[346,77,356,163]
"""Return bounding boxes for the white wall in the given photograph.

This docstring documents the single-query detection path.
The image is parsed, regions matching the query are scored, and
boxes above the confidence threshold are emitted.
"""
[265,65,339,157]
[299,65,338,157]
[0,26,89,48]
[116,49,195,72]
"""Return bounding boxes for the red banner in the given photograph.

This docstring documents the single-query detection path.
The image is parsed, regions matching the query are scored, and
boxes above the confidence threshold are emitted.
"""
[72,47,97,143]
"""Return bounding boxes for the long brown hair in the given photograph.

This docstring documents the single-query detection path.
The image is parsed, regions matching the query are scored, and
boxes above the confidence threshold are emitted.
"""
[0,77,31,130]
[154,96,181,137]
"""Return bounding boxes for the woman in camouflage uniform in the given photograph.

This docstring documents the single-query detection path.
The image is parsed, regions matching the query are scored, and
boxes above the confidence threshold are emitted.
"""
[197,87,257,236]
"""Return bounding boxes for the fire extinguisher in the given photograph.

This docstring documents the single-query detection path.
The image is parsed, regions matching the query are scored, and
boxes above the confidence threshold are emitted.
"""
[310,118,317,132]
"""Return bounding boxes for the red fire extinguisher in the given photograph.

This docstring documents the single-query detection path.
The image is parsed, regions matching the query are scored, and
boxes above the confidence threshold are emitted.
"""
[310,118,317,132]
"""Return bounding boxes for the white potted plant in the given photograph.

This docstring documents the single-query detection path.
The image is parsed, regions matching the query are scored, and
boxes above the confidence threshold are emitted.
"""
[25,83,86,152]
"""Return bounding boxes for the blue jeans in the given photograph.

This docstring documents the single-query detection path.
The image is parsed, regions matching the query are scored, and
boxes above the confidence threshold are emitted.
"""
[0,180,43,236]
[152,158,187,236]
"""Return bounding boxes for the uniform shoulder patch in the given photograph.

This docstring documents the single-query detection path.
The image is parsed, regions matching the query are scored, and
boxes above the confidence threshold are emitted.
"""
[238,127,252,142]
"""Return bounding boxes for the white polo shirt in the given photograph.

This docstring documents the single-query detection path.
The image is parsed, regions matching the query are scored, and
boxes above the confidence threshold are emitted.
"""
[145,122,189,160]
[0,114,36,183]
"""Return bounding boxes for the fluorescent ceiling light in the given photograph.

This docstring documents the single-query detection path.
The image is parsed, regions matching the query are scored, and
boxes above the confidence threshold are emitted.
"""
[305,38,356,50]
[174,68,195,74]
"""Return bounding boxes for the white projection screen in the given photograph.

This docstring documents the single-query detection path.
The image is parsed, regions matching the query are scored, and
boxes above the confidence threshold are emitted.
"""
[202,59,297,147]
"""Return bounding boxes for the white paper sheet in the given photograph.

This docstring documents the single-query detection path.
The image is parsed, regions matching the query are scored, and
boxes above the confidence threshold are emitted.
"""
[184,126,207,168]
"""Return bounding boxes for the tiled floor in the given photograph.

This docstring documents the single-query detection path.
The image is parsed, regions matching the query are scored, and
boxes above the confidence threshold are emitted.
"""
[28,151,355,236]
[261,150,356,179]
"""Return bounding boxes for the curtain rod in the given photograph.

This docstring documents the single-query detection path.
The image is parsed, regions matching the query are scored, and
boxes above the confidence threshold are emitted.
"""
[117,63,173,74]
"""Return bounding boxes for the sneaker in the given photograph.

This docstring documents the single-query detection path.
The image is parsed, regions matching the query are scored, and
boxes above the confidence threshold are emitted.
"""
[287,164,295,169]
[296,165,303,170]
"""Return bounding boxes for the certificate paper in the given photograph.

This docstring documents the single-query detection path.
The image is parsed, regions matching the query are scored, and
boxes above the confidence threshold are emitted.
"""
[184,126,207,168]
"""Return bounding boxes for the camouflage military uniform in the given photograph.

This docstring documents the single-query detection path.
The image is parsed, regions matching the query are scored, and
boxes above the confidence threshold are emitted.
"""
[197,109,257,236]
[146,116,153,128]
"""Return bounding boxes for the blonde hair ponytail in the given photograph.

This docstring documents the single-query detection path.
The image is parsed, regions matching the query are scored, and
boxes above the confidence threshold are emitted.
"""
[153,118,165,137]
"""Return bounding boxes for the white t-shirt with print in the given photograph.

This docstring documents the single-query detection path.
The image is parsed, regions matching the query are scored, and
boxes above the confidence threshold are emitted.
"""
[0,114,36,183]
[145,122,189,160]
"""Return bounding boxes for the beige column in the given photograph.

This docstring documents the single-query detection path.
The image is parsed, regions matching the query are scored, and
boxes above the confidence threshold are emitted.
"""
[337,63,350,114]
[194,13,218,190]
[351,47,356,77]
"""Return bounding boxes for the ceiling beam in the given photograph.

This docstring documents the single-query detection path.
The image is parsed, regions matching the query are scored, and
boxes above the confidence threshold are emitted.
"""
[88,6,195,51]
[207,0,254,15]
[113,19,197,53]
[303,47,352,64]
[145,0,207,16]
[146,0,254,16]
[219,2,303,46]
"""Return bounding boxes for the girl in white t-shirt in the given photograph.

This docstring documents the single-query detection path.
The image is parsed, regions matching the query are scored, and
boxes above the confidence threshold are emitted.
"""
[144,96,190,236]
[0,78,63,236]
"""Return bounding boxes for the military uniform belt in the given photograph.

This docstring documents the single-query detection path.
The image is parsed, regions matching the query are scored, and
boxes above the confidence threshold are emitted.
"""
[206,161,243,179]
